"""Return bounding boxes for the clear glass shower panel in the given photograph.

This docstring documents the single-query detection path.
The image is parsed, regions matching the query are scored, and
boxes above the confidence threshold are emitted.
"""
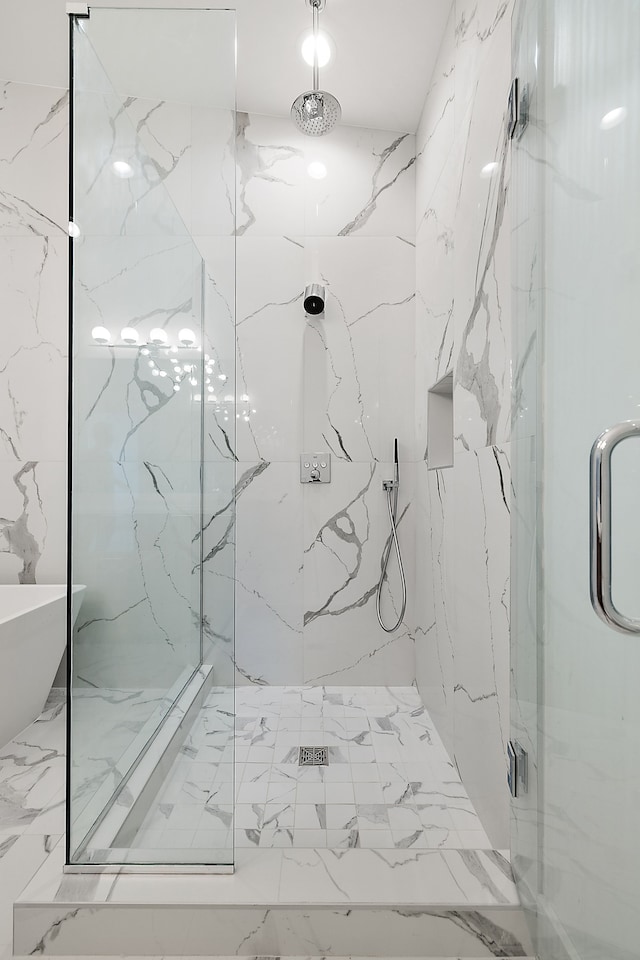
[512,1,640,956]
[68,8,236,868]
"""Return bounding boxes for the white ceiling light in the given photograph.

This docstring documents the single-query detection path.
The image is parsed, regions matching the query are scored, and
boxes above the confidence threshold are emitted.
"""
[600,107,627,130]
[301,31,331,68]
[178,327,196,346]
[120,327,139,344]
[149,327,168,345]
[112,160,134,179]
[91,326,111,344]
[308,160,327,179]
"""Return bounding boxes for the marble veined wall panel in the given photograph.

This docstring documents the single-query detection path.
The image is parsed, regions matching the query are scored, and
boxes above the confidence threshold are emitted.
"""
[414,0,513,849]
[0,81,68,585]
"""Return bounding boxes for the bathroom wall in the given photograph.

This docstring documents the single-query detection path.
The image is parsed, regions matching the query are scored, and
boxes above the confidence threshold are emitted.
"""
[0,4,417,689]
[226,114,417,686]
[0,16,237,692]
[0,79,69,585]
[413,0,513,848]
[0,2,516,830]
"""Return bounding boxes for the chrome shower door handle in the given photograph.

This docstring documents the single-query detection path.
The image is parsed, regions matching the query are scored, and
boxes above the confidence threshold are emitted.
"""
[590,420,640,634]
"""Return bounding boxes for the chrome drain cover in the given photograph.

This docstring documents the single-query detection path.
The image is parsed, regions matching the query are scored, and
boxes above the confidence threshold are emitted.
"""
[298,745,328,766]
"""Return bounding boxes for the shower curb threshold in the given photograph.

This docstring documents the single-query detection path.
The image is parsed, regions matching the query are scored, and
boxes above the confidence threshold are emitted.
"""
[14,847,533,957]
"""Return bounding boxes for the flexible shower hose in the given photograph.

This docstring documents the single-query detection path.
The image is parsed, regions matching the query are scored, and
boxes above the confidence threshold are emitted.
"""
[376,480,407,633]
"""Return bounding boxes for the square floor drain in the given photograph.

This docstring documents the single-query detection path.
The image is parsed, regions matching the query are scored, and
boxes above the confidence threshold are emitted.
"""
[298,745,328,766]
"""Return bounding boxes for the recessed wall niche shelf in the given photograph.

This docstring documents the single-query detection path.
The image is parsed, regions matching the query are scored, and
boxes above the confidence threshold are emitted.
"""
[427,371,453,470]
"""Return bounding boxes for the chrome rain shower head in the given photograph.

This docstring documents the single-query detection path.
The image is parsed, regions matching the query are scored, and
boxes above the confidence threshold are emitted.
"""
[292,90,342,137]
[291,0,342,137]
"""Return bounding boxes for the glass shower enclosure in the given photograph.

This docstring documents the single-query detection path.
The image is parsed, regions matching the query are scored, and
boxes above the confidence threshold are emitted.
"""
[511,1,640,957]
[66,7,236,869]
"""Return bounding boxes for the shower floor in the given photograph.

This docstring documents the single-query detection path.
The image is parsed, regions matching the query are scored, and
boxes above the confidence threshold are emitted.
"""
[134,685,492,853]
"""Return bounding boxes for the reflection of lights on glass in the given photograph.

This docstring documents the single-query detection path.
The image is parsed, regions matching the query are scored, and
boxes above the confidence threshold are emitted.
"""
[152,368,160,377]
[224,394,234,402]
[600,107,627,130]
[149,327,168,345]
[190,377,197,386]
[148,360,155,368]
[91,326,111,344]
[121,327,139,344]
[243,415,250,422]
[173,365,182,374]
[218,373,227,381]
[173,384,180,392]
[240,393,250,402]
[206,366,213,375]
[307,161,327,180]
[301,31,331,67]
[480,161,499,178]
[208,386,214,393]
[68,221,81,238]
[159,370,167,377]
[178,327,196,346]
[141,347,149,356]
[112,160,134,179]
[210,395,217,402]
[194,393,201,401]
[252,408,257,414]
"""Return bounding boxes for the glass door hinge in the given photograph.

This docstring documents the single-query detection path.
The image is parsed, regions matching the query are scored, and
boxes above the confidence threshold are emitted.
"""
[508,78,529,140]
[507,739,528,797]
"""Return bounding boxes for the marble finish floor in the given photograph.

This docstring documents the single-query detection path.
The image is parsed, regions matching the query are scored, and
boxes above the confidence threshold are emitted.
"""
[0,692,65,960]
[134,685,492,853]
[1,691,532,960]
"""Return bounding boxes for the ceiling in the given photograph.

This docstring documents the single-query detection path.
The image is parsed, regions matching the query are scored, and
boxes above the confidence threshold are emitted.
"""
[220,0,453,133]
[2,0,453,134]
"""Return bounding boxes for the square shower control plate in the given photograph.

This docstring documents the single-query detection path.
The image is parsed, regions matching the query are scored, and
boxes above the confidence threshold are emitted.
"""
[300,452,331,483]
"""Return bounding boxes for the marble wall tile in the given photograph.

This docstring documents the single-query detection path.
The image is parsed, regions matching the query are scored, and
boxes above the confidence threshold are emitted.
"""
[236,113,305,238]
[0,82,67,237]
[303,461,415,686]
[302,126,416,238]
[0,460,66,586]
[0,81,69,587]
[235,113,415,240]
[452,444,511,849]
[233,461,303,686]
[235,236,305,463]
[413,461,456,760]
[14,901,532,957]
[0,236,67,463]
[305,237,416,464]
[233,118,416,688]
[453,0,513,454]
[413,0,513,852]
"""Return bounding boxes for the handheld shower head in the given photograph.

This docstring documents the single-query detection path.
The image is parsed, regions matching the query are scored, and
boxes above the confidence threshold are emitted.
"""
[291,0,342,137]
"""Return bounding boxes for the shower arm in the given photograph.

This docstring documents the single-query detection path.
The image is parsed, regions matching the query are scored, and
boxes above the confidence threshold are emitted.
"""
[312,0,319,92]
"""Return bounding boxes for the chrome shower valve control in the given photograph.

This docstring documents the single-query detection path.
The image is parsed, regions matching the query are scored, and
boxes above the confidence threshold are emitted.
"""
[300,452,331,483]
